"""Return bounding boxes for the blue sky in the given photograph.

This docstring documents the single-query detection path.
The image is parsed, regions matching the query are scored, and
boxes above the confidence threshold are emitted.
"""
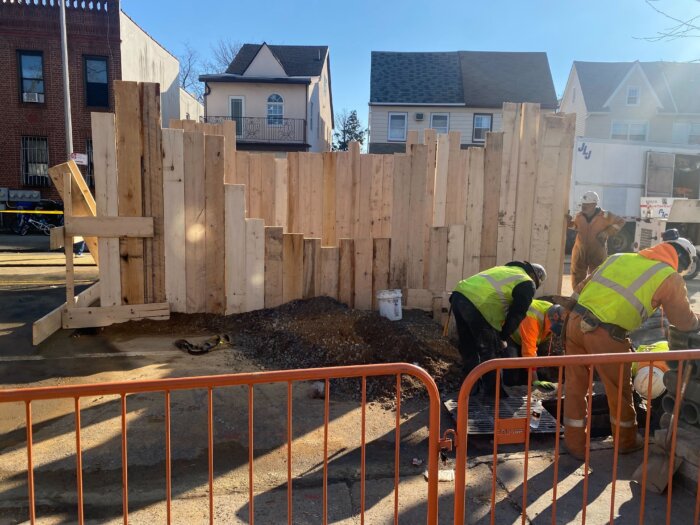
[121,0,700,126]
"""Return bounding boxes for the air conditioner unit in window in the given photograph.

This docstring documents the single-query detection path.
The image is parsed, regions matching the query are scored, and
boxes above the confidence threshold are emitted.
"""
[415,112,424,121]
[23,92,43,103]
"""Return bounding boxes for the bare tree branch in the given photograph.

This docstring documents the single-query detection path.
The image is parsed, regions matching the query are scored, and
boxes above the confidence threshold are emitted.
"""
[178,42,204,101]
[636,0,700,42]
[202,38,243,74]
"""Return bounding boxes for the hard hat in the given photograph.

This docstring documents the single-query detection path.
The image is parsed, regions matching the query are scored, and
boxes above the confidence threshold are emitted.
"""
[633,365,666,400]
[529,263,547,288]
[666,237,697,274]
[581,191,600,205]
[546,304,566,336]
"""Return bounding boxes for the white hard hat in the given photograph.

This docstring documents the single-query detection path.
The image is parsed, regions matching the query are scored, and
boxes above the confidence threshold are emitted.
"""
[581,191,600,205]
[667,237,697,262]
[529,263,547,288]
[633,365,666,400]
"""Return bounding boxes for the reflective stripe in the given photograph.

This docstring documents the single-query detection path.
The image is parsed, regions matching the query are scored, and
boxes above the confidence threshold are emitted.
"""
[479,273,524,314]
[564,416,586,428]
[527,304,545,322]
[609,415,635,428]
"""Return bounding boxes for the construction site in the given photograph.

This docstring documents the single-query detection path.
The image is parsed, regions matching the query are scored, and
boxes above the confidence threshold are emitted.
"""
[0,72,698,525]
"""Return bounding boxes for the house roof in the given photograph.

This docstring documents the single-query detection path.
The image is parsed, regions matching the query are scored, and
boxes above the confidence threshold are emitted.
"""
[226,44,329,77]
[370,51,558,108]
[574,60,700,113]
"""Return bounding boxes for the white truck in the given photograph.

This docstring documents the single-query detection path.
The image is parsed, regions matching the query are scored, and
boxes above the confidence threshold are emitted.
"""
[569,137,700,278]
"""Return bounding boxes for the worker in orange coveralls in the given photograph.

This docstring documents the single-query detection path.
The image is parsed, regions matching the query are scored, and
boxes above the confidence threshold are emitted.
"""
[563,238,699,461]
[569,191,626,289]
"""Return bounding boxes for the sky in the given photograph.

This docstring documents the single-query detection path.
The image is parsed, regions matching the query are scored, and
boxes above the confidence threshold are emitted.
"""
[121,0,700,126]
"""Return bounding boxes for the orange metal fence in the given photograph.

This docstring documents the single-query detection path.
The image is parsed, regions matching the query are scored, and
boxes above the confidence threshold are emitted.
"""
[452,349,700,525]
[0,363,442,525]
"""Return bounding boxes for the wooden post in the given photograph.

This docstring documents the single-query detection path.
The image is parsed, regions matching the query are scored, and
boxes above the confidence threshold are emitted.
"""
[162,128,186,312]
[274,158,288,229]
[63,172,74,305]
[497,103,521,265]
[303,238,322,299]
[245,218,265,311]
[381,155,394,238]
[322,152,337,246]
[338,238,355,308]
[463,147,484,278]
[309,153,324,238]
[389,154,410,288]
[248,153,263,219]
[222,119,237,184]
[354,238,373,310]
[513,103,541,261]
[264,226,285,308]
[422,129,437,286]
[205,134,226,314]
[236,151,250,210]
[480,132,504,270]
[260,154,277,226]
[370,154,384,239]
[183,131,206,313]
[335,151,353,240]
[287,152,300,232]
[372,238,390,309]
[428,227,448,292]
[444,131,464,225]
[433,133,449,227]
[298,152,311,234]
[445,224,465,291]
[406,145,427,288]
[319,246,339,300]
[349,142,361,239]
[282,233,304,302]
[225,184,247,314]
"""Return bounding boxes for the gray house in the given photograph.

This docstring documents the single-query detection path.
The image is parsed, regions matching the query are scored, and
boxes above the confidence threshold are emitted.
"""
[560,61,700,144]
[368,51,558,154]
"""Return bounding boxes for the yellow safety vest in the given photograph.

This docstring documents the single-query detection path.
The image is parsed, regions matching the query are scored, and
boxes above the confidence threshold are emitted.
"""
[511,299,552,345]
[454,266,533,331]
[578,253,675,332]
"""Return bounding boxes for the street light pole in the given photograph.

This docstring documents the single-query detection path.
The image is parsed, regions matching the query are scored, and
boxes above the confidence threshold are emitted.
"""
[59,0,73,160]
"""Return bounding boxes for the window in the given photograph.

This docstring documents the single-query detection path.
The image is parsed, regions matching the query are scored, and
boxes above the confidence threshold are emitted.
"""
[267,93,283,126]
[388,112,407,141]
[611,120,648,141]
[18,51,45,103]
[626,86,640,106]
[430,113,449,134]
[21,137,49,186]
[230,97,244,135]
[84,56,108,107]
[85,139,95,187]
[473,113,492,142]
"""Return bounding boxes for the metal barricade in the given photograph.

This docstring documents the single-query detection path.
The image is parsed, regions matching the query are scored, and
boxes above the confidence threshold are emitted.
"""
[0,363,442,525]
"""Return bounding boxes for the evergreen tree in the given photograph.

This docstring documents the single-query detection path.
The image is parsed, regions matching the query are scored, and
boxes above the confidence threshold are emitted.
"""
[333,110,367,151]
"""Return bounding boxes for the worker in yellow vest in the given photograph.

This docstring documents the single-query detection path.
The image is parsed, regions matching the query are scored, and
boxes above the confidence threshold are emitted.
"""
[504,300,565,391]
[563,238,699,460]
[451,261,547,395]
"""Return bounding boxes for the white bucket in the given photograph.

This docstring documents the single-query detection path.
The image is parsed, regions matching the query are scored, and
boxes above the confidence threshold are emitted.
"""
[376,289,402,321]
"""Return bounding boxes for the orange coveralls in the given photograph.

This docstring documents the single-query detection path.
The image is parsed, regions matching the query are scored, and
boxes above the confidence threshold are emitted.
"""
[570,208,625,288]
[564,244,700,459]
[519,316,551,358]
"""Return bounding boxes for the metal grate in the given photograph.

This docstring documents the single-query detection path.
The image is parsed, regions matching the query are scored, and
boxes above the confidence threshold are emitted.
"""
[443,392,562,435]
[639,227,654,250]
[20,136,50,187]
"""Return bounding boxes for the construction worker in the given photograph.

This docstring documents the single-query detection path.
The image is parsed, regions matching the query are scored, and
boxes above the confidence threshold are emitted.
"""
[563,238,699,460]
[450,261,547,395]
[569,191,626,289]
[504,300,565,391]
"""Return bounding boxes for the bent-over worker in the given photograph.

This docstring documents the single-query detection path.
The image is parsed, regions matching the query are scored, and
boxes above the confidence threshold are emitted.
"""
[569,191,625,289]
[563,238,699,460]
[450,261,547,395]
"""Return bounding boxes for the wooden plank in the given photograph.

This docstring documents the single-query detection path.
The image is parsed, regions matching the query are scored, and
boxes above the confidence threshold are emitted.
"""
[297,152,311,234]
[334,151,353,239]
[428,227,448,292]
[433,133,449,227]
[274,158,288,229]
[287,152,301,232]
[65,217,154,238]
[355,153,372,239]
[389,154,410,288]
[264,226,284,308]
[497,103,522,264]
[183,131,206,313]
[91,112,121,307]
[205,134,226,314]
[349,142,362,238]
[225,184,247,314]
[381,155,394,238]
[245,218,265,311]
[114,81,144,305]
[370,153,384,239]
[302,238,322,299]
[406,130,419,149]
[62,303,170,329]
[406,145,427,288]
[354,237,373,310]
[444,131,464,225]
[309,153,324,238]
[222,119,237,184]
[463,147,485,278]
[248,153,263,219]
[405,289,434,311]
[63,172,74,305]
[322,152,336,246]
[338,238,355,308]
[372,238,390,310]
[282,233,304,302]
[182,120,197,132]
[50,226,65,250]
[32,283,100,345]
[319,246,339,300]
[480,132,504,270]
[260,154,277,225]
[168,119,184,130]
[445,224,465,291]
[422,129,437,285]
[513,103,541,261]
[235,150,250,208]
[162,128,186,312]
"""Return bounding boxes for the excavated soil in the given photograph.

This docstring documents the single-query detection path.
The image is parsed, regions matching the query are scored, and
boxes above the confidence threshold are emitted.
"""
[102,297,464,401]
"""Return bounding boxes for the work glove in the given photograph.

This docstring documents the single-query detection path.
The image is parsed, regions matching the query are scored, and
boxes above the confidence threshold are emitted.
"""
[533,380,557,392]
[596,232,608,245]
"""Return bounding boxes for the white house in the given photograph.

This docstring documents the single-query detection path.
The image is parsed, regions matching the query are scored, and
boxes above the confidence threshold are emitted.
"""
[200,43,334,153]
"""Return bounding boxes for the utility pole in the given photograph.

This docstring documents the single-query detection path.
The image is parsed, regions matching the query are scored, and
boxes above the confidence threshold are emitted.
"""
[59,0,73,159]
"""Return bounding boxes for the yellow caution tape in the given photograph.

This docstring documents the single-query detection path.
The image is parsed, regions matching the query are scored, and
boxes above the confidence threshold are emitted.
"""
[0,210,63,215]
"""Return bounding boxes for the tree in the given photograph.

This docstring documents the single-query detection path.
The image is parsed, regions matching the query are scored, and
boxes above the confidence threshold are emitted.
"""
[333,110,367,151]
[203,38,242,74]
[638,0,700,43]
[179,38,243,102]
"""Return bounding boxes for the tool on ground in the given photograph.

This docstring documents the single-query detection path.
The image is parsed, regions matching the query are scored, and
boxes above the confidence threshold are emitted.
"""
[174,334,232,355]
[633,362,692,493]
[532,380,557,392]
[443,303,452,337]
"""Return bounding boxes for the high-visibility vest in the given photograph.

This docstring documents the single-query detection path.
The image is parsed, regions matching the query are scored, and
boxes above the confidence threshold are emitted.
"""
[578,253,675,332]
[454,266,533,331]
[511,299,552,345]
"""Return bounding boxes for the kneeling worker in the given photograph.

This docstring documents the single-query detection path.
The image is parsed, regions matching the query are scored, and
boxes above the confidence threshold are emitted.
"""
[564,238,699,460]
[450,261,547,394]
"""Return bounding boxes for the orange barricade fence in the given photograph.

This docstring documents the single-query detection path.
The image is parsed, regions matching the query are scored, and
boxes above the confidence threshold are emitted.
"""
[0,363,442,525]
[452,349,700,525]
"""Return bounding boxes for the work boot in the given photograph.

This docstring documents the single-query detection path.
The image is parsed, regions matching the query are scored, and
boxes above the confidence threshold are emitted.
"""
[618,430,645,455]
[563,426,587,461]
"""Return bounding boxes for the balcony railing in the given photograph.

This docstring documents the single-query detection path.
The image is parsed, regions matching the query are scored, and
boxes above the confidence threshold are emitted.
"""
[204,116,306,144]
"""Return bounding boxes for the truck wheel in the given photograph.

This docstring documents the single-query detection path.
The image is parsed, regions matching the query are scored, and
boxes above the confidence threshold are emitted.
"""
[608,229,632,253]
[684,255,699,281]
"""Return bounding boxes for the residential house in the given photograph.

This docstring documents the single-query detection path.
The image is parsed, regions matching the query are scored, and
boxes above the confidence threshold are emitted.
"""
[199,43,334,153]
[368,51,558,153]
[0,0,202,201]
[560,61,700,144]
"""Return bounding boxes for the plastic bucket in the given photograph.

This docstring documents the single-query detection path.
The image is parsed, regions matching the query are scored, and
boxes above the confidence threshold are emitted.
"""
[376,289,402,321]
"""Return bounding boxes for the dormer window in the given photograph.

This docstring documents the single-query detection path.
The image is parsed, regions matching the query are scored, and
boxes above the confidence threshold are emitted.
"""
[626,86,640,106]
[267,94,283,126]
